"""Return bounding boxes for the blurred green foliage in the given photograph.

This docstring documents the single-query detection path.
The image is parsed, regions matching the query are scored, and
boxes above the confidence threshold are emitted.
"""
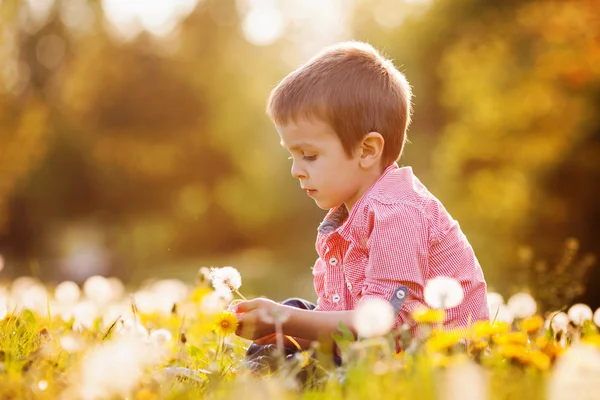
[0,0,598,304]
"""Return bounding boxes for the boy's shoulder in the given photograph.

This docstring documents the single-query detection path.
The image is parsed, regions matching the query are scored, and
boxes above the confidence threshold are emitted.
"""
[355,167,453,238]
[364,166,435,210]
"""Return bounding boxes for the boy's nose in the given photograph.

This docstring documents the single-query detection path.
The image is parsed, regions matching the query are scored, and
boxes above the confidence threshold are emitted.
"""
[291,162,307,179]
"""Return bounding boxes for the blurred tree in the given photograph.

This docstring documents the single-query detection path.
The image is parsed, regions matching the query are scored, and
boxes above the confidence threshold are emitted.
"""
[0,0,323,282]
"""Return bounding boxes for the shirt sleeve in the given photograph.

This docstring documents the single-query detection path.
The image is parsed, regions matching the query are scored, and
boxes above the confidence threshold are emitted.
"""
[359,201,430,329]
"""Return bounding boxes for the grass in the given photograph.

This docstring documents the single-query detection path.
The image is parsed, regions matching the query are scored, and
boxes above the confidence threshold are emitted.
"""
[0,274,599,400]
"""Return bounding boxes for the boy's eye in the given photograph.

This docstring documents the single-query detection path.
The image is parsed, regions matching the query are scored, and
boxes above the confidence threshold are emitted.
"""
[303,155,317,161]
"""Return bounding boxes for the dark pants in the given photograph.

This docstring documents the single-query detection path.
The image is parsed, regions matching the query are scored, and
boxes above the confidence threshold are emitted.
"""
[245,298,342,372]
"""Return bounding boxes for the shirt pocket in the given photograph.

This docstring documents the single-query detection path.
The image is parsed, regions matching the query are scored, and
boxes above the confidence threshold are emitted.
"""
[343,254,367,300]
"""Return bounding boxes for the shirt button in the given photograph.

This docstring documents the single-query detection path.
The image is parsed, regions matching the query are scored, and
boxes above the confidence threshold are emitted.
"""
[329,257,338,266]
[332,294,341,303]
[346,281,352,291]
[396,289,406,299]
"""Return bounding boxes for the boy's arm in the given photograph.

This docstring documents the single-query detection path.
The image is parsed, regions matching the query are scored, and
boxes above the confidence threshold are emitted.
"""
[232,298,355,341]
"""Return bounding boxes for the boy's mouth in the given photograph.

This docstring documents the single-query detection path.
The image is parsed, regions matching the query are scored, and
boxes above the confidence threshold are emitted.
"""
[303,188,317,196]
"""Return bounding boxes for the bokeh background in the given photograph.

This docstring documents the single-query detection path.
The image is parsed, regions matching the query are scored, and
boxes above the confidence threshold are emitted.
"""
[1,0,599,310]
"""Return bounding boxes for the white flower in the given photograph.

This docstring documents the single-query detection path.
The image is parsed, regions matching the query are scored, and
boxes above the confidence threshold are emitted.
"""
[116,318,148,338]
[548,344,600,400]
[507,292,537,319]
[493,304,514,325]
[55,281,81,304]
[441,360,487,400]
[353,297,395,338]
[567,303,593,326]
[210,266,242,292]
[200,290,232,314]
[594,308,600,328]
[547,312,570,333]
[149,329,173,345]
[486,292,504,310]
[78,336,160,400]
[83,275,114,304]
[424,277,464,309]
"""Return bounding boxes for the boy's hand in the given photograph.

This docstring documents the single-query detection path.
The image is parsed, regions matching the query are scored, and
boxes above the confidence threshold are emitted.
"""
[230,298,281,340]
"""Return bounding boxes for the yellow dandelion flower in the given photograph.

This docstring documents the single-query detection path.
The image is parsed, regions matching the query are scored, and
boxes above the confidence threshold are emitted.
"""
[412,307,445,324]
[426,330,464,353]
[213,311,239,336]
[493,331,529,346]
[472,320,510,339]
[472,339,489,351]
[519,315,544,334]
[529,350,551,371]
[499,344,529,364]
[582,335,600,348]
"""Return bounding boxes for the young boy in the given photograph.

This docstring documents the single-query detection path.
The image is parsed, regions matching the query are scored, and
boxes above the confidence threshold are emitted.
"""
[232,41,488,355]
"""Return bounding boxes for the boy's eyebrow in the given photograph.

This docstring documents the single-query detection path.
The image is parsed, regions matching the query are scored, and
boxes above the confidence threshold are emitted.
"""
[280,141,315,151]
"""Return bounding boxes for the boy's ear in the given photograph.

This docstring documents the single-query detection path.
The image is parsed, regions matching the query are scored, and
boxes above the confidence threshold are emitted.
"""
[358,132,384,169]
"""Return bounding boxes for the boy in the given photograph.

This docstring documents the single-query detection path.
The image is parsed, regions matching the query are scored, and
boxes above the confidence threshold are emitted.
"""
[232,42,488,355]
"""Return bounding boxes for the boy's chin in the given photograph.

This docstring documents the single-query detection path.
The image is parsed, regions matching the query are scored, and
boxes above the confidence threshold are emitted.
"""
[314,199,340,211]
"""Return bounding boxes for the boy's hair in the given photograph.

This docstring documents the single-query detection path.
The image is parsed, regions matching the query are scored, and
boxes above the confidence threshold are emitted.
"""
[267,41,412,166]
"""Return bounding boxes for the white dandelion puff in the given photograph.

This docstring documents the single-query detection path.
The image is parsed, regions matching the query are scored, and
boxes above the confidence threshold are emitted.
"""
[424,277,464,310]
[210,267,242,293]
[594,308,600,328]
[493,304,514,325]
[78,336,160,400]
[547,312,570,333]
[507,292,537,319]
[548,344,600,400]
[54,281,81,304]
[568,303,593,326]
[353,297,395,338]
[200,290,233,314]
[149,328,173,345]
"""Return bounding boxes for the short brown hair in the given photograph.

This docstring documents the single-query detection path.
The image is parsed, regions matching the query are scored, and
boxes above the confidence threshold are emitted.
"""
[266,41,412,166]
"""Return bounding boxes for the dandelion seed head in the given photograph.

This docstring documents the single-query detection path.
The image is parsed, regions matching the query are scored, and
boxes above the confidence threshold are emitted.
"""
[55,281,81,304]
[200,290,232,314]
[83,275,114,304]
[547,312,569,333]
[568,303,593,326]
[492,304,514,325]
[507,292,537,319]
[117,318,148,338]
[353,297,395,338]
[78,336,159,400]
[210,266,242,292]
[548,344,600,400]
[424,277,464,310]
[594,308,600,328]
[149,328,173,345]
[486,292,504,310]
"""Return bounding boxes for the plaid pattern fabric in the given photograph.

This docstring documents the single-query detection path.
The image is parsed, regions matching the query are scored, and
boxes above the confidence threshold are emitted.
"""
[312,163,489,330]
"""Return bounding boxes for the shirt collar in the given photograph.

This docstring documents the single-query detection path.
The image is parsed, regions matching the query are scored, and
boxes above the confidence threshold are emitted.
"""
[317,163,399,239]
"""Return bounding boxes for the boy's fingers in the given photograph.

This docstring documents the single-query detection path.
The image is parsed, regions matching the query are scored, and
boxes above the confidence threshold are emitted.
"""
[230,299,258,313]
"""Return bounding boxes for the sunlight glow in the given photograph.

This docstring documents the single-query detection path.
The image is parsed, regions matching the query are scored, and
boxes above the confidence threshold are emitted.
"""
[101,0,198,39]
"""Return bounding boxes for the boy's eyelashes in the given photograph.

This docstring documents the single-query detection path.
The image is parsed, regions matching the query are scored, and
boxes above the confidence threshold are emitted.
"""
[287,154,318,161]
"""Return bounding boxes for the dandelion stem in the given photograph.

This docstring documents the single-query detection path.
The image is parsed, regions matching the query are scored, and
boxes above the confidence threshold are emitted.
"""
[231,286,247,301]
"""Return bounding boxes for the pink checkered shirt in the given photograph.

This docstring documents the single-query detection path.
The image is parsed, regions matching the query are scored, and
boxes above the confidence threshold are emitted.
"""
[312,163,489,331]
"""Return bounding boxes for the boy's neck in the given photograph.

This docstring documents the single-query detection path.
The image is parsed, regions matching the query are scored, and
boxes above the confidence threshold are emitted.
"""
[344,164,390,212]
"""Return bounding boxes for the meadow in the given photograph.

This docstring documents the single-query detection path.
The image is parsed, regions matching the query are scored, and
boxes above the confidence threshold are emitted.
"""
[1,266,599,400]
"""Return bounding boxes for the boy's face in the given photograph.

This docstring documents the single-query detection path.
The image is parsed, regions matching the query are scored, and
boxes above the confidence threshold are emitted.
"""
[277,117,367,211]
